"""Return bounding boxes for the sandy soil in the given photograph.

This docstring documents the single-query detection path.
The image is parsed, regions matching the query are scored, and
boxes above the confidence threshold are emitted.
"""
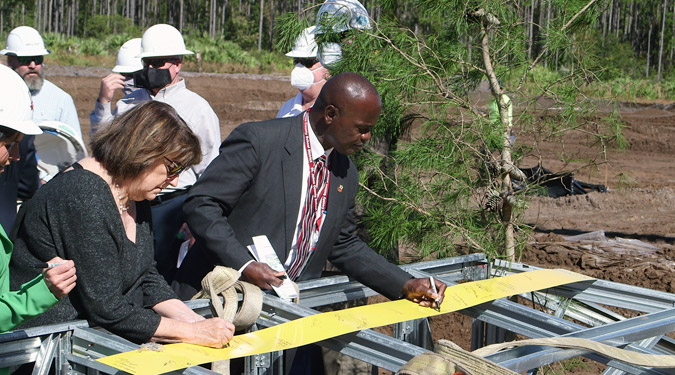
[46,64,675,374]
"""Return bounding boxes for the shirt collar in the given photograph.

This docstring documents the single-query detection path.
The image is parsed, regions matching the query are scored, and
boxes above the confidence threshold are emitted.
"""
[150,78,185,99]
[305,112,333,161]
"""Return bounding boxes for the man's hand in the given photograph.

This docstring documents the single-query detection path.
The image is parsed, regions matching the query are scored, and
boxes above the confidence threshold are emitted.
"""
[401,277,446,309]
[42,257,76,299]
[97,73,126,104]
[241,261,286,290]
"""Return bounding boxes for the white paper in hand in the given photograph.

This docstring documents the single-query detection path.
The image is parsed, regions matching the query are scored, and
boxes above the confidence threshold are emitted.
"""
[248,235,298,301]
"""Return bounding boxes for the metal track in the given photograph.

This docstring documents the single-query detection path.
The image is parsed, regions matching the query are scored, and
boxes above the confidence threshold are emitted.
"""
[1,254,673,375]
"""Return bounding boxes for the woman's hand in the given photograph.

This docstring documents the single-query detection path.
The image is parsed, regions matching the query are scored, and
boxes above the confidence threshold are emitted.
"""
[42,257,77,298]
[188,318,235,348]
[153,316,235,348]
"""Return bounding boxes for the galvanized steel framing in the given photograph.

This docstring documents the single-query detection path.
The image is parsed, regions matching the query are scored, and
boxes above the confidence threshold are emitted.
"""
[1,253,673,374]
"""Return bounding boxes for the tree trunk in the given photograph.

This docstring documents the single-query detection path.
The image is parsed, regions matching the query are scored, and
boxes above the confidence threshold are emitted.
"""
[258,0,264,51]
[222,0,228,34]
[268,0,275,50]
[527,1,535,60]
[48,0,53,32]
[179,0,183,32]
[209,0,215,37]
[646,2,653,77]
[479,19,516,261]
[546,0,551,67]
[671,1,675,63]
[657,0,667,80]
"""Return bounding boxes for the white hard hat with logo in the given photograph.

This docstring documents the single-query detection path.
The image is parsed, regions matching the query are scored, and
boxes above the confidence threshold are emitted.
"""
[0,64,42,135]
[0,26,50,56]
[286,26,318,58]
[113,38,143,73]
[136,24,194,59]
[316,0,371,33]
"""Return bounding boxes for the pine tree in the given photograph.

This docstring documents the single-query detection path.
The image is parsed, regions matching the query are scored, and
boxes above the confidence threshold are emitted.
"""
[278,0,625,263]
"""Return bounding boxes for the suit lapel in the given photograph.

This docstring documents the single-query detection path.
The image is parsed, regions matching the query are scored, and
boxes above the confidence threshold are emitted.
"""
[281,115,304,256]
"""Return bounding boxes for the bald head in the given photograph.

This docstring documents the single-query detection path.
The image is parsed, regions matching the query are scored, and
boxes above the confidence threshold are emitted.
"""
[313,72,380,114]
[310,72,381,155]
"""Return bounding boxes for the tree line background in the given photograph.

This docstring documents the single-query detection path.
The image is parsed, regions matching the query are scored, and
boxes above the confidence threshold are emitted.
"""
[0,0,673,82]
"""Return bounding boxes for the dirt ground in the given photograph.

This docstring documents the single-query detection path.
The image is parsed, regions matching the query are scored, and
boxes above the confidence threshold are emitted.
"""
[46,64,675,374]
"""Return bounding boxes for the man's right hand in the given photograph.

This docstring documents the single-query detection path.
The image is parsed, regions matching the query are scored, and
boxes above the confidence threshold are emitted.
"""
[97,73,126,104]
[241,261,286,290]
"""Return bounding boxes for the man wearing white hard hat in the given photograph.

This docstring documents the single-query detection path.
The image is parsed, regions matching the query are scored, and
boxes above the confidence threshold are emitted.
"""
[315,0,371,67]
[0,64,76,334]
[0,26,83,231]
[277,26,329,119]
[1,26,82,141]
[90,24,221,283]
[89,38,143,132]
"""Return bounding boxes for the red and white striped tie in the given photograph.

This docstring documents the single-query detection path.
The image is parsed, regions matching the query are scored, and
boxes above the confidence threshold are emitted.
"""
[287,154,328,280]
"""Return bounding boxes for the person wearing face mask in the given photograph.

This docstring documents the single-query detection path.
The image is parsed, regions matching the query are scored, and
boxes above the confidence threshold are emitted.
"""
[90,24,221,284]
[89,38,143,135]
[315,0,372,68]
[277,26,329,119]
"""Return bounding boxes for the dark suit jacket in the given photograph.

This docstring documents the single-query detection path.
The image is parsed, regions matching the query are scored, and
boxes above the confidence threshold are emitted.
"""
[0,136,39,231]
[173,114,411,300]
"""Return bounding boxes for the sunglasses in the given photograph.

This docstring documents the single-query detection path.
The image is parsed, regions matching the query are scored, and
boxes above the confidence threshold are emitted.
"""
[17,55,44,65]
[4,139,20,152]
[164,157,185,178]
[143,58,179,68]
[293,58,319,68]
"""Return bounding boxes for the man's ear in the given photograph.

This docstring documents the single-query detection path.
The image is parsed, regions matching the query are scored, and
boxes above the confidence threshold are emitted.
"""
[325,104,338,124]
[6,55,18,69]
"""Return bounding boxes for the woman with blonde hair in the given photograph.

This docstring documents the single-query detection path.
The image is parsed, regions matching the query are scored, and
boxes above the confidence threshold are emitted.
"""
[10,101,234,347]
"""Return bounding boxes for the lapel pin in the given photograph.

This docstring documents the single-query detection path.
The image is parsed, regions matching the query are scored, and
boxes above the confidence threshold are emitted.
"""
[337,185,343,193]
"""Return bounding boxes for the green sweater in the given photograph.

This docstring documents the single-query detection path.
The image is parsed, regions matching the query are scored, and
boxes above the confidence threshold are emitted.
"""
[0,225,58,332]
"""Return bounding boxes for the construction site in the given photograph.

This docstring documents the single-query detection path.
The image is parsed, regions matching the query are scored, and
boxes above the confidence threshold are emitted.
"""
[1,65,674,374]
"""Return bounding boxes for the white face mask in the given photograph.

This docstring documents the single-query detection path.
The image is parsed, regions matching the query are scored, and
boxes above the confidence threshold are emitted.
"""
[318,43,342,67]
[290,64,321,91]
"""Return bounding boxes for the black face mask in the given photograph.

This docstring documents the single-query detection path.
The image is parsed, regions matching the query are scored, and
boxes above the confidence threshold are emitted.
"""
[133,68,172,89]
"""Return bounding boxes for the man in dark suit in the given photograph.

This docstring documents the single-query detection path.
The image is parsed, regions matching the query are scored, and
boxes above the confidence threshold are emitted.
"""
[173,73,445,307]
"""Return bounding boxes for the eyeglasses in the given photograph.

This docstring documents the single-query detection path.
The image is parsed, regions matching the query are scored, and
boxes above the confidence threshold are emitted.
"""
[293,58,319,68]
[4,140,20,152]
[164,157,185,178]
[143,58,179,68]
[17,55,44,65]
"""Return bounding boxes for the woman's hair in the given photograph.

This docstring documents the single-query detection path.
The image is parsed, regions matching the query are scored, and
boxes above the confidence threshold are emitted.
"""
[91,101,202,181]
[0,126,18,141]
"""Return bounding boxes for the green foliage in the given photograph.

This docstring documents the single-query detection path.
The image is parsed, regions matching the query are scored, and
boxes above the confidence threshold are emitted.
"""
[84,15,140,39]
[183,32,288,72]
[279,0,622,262]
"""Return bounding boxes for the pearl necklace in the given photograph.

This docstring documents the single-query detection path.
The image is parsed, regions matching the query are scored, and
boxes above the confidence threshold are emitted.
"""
[113,182,130,213]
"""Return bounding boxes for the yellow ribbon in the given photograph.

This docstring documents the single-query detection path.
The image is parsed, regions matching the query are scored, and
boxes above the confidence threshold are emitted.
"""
[97,269,593,375]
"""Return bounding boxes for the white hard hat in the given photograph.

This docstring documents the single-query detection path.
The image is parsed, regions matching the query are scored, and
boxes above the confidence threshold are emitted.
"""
[286,26,318,58]
[0,26,50,56]
[136,24,194,59]
[0,65,42,135]
[35,121,88,182]
[316,0,371,33]
[113,38,143,73]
